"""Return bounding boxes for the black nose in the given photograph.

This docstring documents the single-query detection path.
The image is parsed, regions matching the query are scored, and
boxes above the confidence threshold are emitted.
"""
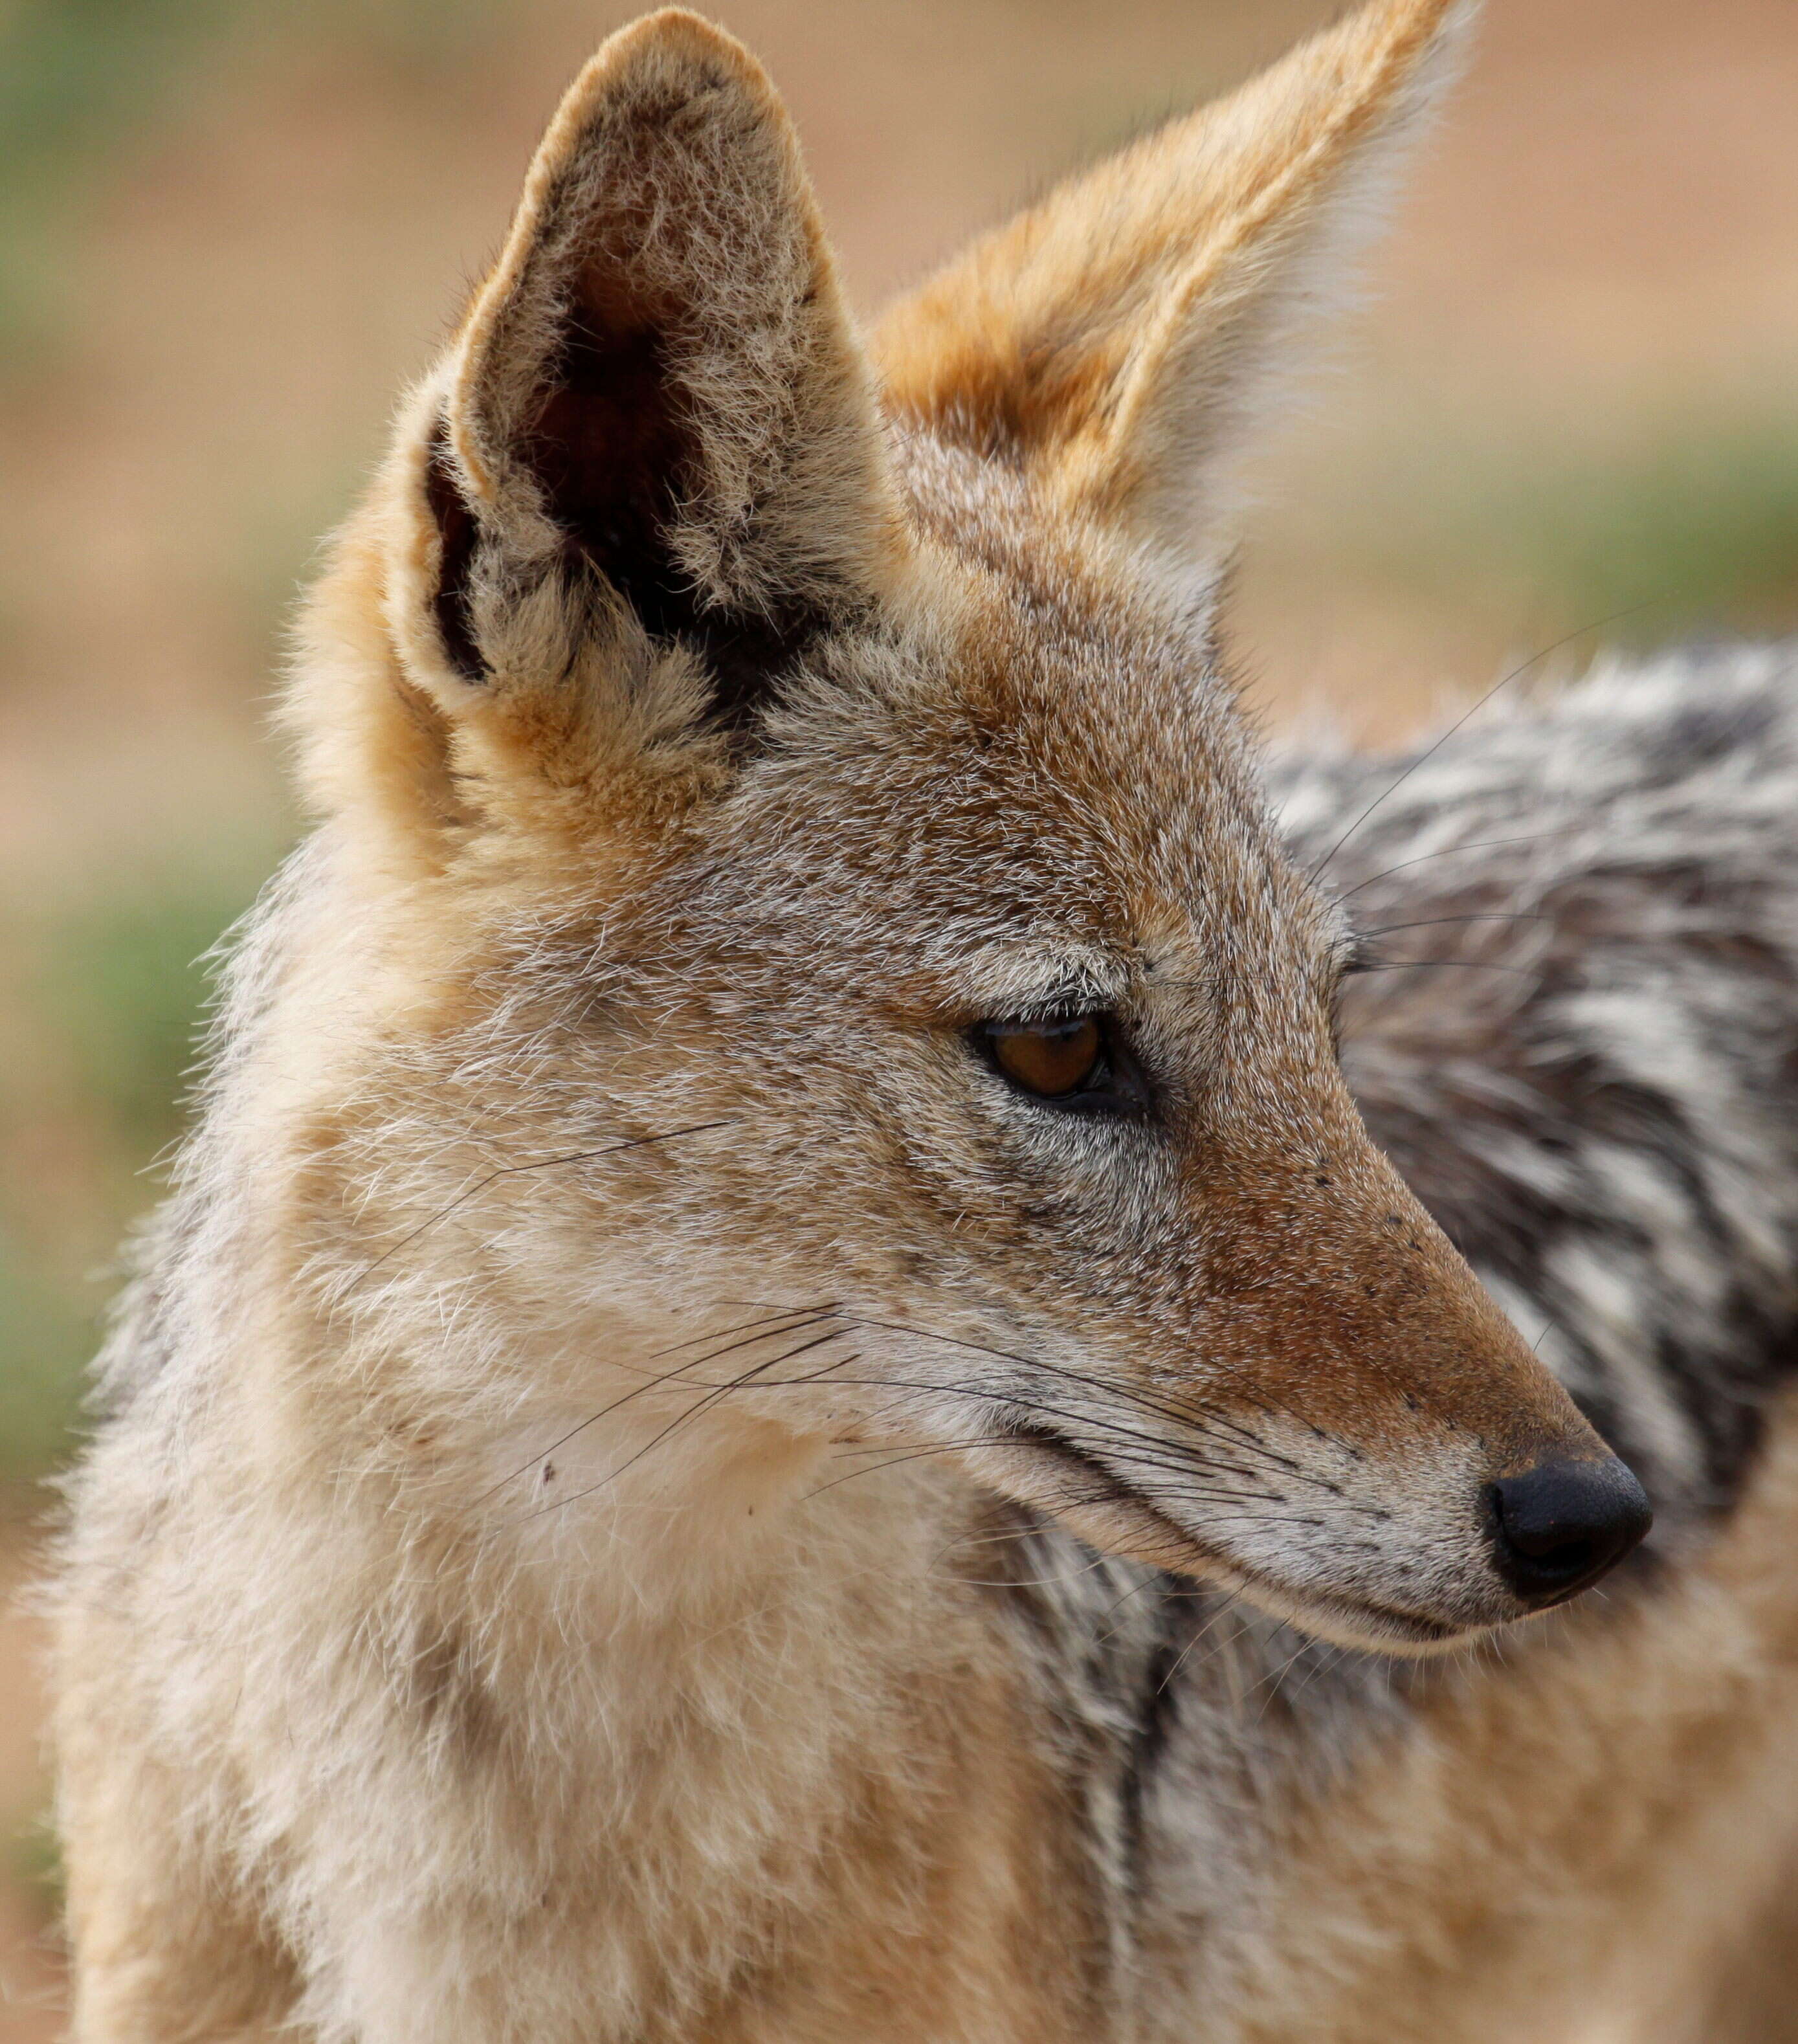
[1487,1456,1652,1608]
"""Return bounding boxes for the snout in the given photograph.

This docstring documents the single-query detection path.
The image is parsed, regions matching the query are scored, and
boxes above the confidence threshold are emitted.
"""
[1486,1454,1652,1609]
[1071,1098,1661,1648]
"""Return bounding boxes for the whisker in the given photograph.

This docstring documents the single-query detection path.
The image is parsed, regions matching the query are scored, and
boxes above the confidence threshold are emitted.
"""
[811,1436,1278,1515]
[473,1305,845,1506]
[1355,913,1544,939]
[1282,1643,1348,1713]
[355,1120,735,1283]
[500,1333,858,1526]
[642,1301,843,1362]
[1351,957,1536,977]
[1093,1570,1179,1648]
[802,1442,984,1500]
[1307,597,1668,883]
[1156,1599,1238,1696]
[1252,1635,1321,1724]
[484,1300,1366,1539]
[584,1301,1346,1508]
[1330,828,1574,902]
[835,1316,1313,1479]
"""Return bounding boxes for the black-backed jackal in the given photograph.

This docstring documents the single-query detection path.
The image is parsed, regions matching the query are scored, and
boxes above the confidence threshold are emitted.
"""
[50,3,1798,2039]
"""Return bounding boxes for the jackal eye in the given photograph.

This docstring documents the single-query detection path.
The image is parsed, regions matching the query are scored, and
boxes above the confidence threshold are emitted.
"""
[981,1016,1105,1100]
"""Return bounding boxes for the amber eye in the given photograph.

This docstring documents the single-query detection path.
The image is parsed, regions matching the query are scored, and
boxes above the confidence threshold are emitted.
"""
[985,1016,1104,1099]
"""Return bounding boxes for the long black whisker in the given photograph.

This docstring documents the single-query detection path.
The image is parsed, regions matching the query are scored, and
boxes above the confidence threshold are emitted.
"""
[812,1436,1277,1512]
[489,1298,1363,1531]
[642,1302,843,1362]
[827,1437,1272,1498]
[1330,828,1573,902]
[1351,957,1536,977]
[1355,913,1544,939]
[713,1302,1305,1483]
[831,1315,1359,1499]
[505,1354,1293,1522]
[502,1334,860,1527]
[1307,597,1668,883]
[356,1120,735,1282]
[834,1317,1248,1459]
[802,1443,986,1500]
[472,1306,845,1507]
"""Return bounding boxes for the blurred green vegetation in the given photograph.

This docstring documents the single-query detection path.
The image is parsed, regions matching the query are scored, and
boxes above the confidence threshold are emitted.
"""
[6,1799,64,1927]
[0,0,237,360]
[0,0,497,366]
[42,883,250,1155]
[1321,399,1798,648]
[0,855,280,1494]
[0,1239,91,1486]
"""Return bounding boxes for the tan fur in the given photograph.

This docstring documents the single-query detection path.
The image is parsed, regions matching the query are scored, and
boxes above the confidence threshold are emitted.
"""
[49,4,1795,2039]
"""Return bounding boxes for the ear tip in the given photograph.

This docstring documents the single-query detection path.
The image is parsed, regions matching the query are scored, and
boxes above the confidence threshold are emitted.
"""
[518,10,791,206]
[1349,0,1485,136]
[1412,0,1485,61]
[1351,0,1482,34]
[1352,0,1483,69]
[565,8,778,115]
[623,6,754,52]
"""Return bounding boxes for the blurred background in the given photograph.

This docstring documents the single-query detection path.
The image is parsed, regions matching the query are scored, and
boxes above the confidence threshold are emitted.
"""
[2,0,1795,2029]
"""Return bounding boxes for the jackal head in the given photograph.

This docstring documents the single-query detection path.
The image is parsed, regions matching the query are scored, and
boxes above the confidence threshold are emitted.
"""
[290,0,1648,1650]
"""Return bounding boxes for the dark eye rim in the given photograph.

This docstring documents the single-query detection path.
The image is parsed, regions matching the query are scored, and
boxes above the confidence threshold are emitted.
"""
[970,1012,1151,1118]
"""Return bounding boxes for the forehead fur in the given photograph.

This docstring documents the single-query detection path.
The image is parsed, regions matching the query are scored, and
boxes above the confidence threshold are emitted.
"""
[690,435,1322,987]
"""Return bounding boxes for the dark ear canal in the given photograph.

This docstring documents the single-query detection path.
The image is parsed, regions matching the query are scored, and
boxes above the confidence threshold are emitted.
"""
[421,14,896,733]
[424,423,484,685]
[526,262,840,728]
[530,269,691,644]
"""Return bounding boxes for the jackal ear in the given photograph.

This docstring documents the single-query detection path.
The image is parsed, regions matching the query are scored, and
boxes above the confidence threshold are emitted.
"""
[872,0,1474,567]
[399,8,898,737]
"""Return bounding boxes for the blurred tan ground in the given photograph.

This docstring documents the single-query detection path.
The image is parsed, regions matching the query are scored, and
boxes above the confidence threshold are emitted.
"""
[4,1,1797,2029]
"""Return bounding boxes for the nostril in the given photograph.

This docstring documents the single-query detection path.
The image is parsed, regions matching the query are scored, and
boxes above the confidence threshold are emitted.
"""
[1487,1456,1653,1608]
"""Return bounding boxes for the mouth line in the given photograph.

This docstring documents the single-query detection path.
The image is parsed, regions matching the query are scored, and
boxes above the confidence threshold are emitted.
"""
[990,1415,1463,1647]
[993,1414,1217,1561]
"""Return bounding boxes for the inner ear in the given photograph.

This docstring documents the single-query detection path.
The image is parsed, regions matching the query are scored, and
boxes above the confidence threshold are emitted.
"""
[428,268,842,726]
[531,267,689,636]
[527,268,831,728]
